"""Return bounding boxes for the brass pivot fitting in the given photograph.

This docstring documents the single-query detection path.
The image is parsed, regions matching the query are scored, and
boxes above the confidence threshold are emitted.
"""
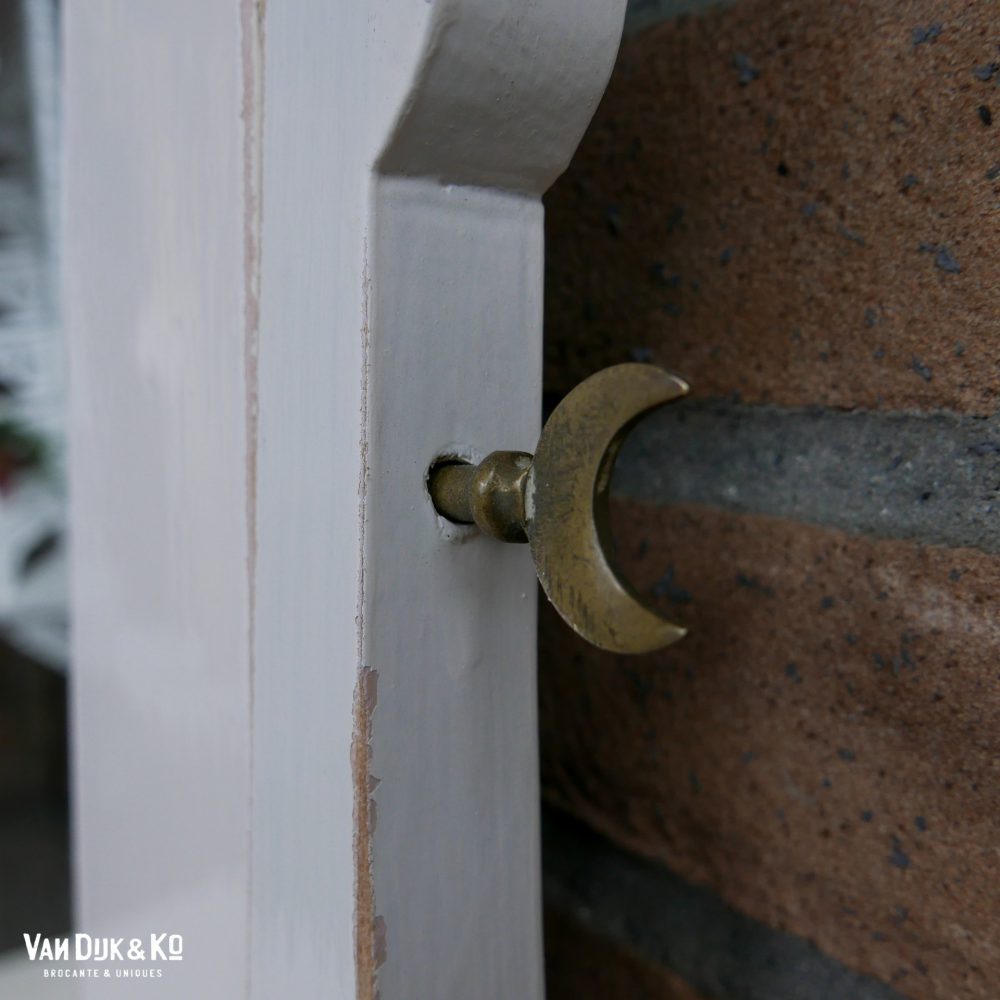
[428,363,690,655]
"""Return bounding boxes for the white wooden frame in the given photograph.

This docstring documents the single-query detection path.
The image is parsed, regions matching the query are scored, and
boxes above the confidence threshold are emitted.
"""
[65,3,623,997]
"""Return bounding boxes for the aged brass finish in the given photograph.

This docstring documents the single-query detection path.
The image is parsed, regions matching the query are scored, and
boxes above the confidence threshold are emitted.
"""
[428,363,689,654]
[431,452,532,543]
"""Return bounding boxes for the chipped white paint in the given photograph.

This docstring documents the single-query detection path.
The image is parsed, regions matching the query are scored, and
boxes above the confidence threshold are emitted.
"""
[67,1,623,997]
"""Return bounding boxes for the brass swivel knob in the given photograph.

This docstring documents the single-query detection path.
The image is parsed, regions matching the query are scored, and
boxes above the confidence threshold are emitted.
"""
[428,363,689,654]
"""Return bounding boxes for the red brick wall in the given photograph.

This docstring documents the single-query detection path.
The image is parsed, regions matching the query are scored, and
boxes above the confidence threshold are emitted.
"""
[544,0,998,413]
[541,3,1000,998]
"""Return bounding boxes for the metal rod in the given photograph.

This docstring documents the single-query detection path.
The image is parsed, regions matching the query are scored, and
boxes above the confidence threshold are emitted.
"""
[428,462,475,524]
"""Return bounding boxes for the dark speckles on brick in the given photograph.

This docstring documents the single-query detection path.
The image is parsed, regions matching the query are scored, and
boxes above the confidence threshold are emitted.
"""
[629,346,654,363]
[719,246,734,265]
[801,201,818,218]
[900,173,920,191]
[891,906,910,926]
[889,836,912,870]
[737,572,775,596]
[864,307,878,327]
[978,105,993,127]
[820,595,835,610]
[733,52,760,85]
[846,633,859,646]
[899,635,918,670]
[662,302,683,318]
[665,205,685,233]
[837,224,866,246]
[974,62,1000,81]
[873,346,885,360]
[911,23,942,46]
[651,564,694,604]
[821,777,833,789]
[934,246,961,273]
[954,341,966,356]
[911,356,933,382]
[915,815,928,832]
[689,770,702,794]
[948,568,962,581]
[837,748,857,762]
[986,164,1000,181]
[648,263,682,288]
[606,206,623,236]
[740,750,755,765]
[776,161,790,177]
[625,668,653,705]
[862,810,874,823]
[872,646,907,677]
[784,662,802,684]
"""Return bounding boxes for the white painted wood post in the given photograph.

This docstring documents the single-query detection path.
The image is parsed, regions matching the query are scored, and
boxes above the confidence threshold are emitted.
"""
[65,3,623,997]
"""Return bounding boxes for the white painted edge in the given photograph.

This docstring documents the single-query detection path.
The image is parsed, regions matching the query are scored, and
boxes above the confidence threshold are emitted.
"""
[67,2,624,998]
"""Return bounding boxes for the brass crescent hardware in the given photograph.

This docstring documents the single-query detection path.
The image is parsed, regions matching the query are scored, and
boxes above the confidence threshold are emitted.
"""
[428,363,690,654]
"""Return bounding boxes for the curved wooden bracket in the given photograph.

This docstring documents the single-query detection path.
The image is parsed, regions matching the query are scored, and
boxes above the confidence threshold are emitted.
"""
[378,0,626,191]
